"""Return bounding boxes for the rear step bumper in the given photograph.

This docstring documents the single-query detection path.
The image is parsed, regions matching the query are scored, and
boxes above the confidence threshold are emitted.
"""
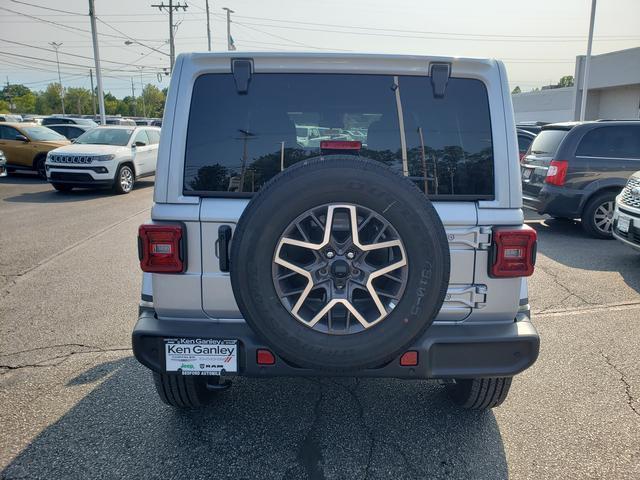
[133,309,539,379]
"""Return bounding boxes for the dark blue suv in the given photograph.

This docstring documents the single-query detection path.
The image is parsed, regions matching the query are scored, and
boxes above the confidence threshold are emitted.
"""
[521,121,640,238]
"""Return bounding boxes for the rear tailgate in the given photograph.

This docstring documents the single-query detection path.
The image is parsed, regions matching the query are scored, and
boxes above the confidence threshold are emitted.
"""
[521,128,570,199]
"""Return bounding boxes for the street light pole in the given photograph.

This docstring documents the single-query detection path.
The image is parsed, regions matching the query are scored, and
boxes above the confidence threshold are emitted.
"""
[579,0,597,121]
[49,42,65,115]
[222,7,235,51]
[89,0,106,124]
[206,0,212,51]
[138,68,147,118]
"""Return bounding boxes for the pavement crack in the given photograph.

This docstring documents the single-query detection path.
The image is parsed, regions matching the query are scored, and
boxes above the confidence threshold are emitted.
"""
[0,346,131,374]
[536,265,600,313]
[600,350,640,418]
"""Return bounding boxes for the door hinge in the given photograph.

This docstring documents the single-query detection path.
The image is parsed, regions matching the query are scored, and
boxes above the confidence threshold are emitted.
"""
[444,285,488,309]
[446,227,492,250]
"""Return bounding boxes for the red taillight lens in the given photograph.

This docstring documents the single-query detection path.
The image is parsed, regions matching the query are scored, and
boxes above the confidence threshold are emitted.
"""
[490,226,537,278]
[138,224,185,273]
[399,351,418,366]
[320,140,362,150]
[256,349,275,365]
[545,160,568,186]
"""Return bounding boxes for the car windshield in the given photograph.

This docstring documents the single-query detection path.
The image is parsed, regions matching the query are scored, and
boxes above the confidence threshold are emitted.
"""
[75,128,134,146]
[184,73,494,197]
[529,129,569,156]
[20,126,66,141]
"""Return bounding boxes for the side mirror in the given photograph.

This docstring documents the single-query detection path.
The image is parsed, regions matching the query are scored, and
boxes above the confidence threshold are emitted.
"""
[134,141,146,147]
[15,134,29,142]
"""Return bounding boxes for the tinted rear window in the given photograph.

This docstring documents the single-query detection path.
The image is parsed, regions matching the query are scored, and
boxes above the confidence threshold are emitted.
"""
[528,129,568,156]
[184,73,494,198]
[575,126,640,159]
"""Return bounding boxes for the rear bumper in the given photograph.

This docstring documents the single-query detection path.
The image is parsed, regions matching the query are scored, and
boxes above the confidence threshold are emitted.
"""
[132,309,540,379]
[522,184,583,218]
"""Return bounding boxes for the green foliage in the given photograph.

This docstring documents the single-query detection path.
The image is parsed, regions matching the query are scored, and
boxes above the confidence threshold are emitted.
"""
[511,86,521,94]
[1,82,166,118]
[557,75,574,88]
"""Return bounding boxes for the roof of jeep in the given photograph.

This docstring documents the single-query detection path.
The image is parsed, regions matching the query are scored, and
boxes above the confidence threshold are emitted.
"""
[179,51,497,66]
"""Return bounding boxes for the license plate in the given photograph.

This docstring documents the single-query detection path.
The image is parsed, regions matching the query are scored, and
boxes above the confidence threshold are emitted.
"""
[521,167,533,180]
[164,338,238,375]
[617,215,631,233]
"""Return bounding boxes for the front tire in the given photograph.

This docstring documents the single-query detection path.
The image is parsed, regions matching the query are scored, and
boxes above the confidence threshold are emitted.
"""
[35,156,47,179]
[153,373,220,408]
[581,192,616,239]
[445,377,512,410]
[113,164,135,194]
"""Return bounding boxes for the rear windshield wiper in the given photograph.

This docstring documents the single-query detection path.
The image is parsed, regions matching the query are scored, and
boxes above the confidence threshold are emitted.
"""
[531,150,548,155]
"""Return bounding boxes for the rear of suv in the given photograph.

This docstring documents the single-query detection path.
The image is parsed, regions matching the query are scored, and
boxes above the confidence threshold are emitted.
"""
[521,121,640,238]
[133,52,539,411]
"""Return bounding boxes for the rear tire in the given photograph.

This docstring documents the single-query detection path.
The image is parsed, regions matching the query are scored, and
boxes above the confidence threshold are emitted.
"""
[52,183,72,192]
[35,155,47,179]
[153,372,220,408]
[445,377,512,410]
[581,192,616,239]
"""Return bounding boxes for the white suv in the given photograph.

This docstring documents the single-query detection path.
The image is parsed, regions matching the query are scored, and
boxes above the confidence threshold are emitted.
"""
[133,52,539,410]
[46,125,160,194]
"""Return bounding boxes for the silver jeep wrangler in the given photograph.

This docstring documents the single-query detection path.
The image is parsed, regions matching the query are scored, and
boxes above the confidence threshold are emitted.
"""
[133,52,539,410]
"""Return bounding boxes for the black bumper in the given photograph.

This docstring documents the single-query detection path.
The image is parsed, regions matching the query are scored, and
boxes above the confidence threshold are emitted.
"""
[523,184,584,218]
[47,171,114,188]
[132,309,540,379]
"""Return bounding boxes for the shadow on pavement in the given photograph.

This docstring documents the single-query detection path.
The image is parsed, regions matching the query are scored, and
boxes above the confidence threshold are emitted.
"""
[530,218,640,294]
[2,180,154,204]
[2,358,508,480]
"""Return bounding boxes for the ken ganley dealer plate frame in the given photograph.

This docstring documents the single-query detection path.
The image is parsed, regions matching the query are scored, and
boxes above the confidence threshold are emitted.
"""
[164,338,238,375]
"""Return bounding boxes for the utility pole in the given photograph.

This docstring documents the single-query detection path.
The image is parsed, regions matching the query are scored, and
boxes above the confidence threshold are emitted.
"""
[89,0,106,124]
[138,68,147,118]
[206,0,212,51]
[579,0,597,121]
[222,7,235,51]
[89,69,96,117]
[130,77,137,117]
[151,1,188,73]
[49,42,65,115]
[5,77,12,113]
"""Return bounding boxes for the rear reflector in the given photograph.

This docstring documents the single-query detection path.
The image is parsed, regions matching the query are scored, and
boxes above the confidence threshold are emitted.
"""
[545,160,568,186]
[256,349,275,365]
[400,351,418,366]
[138,224,185,273]
[490,226,537,278]
[320,140,362,150]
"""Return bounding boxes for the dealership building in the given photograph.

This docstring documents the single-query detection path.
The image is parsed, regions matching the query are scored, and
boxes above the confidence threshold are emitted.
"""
[512,47,640,123]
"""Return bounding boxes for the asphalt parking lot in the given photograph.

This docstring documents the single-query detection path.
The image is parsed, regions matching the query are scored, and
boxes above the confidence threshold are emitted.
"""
[1,175,639,480]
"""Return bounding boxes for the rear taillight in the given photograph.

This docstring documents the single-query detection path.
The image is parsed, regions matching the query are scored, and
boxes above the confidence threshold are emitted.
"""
[545,160,568,186]
[490,226,537,278]
[138,224,186,273]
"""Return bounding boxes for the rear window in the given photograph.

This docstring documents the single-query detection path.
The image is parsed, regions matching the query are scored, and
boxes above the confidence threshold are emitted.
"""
[575,126,640,159]
[184,73,494,198]
[528,129,568,157]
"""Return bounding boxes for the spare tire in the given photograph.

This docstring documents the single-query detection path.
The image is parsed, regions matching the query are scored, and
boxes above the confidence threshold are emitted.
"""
[230,157,449,371]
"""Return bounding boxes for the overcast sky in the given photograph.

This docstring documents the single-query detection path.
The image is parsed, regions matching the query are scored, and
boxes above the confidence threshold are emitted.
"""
[0,0,639,97]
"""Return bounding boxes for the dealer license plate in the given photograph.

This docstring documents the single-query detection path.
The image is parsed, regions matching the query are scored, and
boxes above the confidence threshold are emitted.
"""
[164,338,238,375]
[617,215,631,233]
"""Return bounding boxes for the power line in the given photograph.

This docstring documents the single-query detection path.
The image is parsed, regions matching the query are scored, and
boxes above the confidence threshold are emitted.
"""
[96,17,170,57]
[9,0,83,16]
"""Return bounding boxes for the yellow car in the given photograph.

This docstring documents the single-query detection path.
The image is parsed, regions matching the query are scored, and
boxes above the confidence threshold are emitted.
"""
[0,122,70,178]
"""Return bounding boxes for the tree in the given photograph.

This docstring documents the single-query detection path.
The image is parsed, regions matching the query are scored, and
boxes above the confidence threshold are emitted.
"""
[511,86,522,94]
[1,84,31,102]
[13,92,37,113]
[141,84,165,118]
[557,75,574,88]
[0,99,10,113]
[65,87,92,115]
[38,83,64,114]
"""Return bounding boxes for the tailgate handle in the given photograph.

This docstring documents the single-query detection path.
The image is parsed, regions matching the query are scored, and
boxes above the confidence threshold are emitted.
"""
[217,225,232,272]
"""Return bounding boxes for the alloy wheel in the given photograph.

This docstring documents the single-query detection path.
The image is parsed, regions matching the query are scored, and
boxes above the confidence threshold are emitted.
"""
[593,200,614,234]
[272,203,408,334]
[120,167,134,193]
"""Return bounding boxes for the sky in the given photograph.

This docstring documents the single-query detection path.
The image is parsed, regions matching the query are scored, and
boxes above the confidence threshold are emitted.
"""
[0,0,639,97]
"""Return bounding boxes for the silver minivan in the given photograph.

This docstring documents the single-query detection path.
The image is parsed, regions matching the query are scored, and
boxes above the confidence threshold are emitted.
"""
[133,52,539,411]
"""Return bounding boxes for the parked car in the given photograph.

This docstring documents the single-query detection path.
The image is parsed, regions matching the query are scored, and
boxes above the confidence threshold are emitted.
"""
[516,121,549,135]
[0,149,6,177]
[516,128,536,162]
[0,114,23,123]
[104,117,137,126]
[46,124,94,141]
[612,171,640,251]
[521,121,640,238]
[41,116,97,127]
[132,52,539,411]
[45,125,160,193]
[0,123,69,177]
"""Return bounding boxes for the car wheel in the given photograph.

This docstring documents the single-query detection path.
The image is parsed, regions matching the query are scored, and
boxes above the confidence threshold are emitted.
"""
[52,183,73,192]
[153,372,221,408]
[445,377,512,410]
[230,157,450,372]
[581,192,617,239]
[35,156,47,179]
[113,164,135,194]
